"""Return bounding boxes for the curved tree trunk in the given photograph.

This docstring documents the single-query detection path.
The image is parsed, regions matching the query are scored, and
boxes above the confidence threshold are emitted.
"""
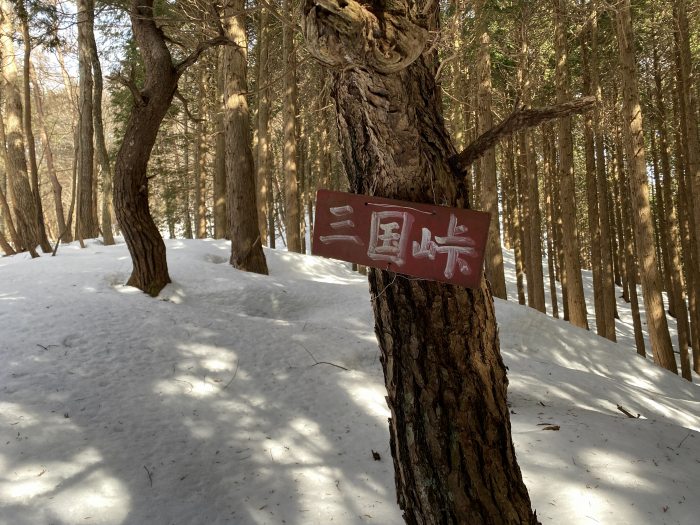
[113,1,176,294]
[114,0,228,295]
[303,2,538,523]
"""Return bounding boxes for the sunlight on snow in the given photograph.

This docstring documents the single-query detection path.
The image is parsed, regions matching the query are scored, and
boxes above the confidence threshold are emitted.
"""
[1,446,130,524]
[47,469,131,524]
[339,381,391,420]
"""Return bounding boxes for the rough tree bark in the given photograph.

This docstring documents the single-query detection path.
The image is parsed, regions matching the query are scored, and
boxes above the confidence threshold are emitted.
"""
[255,7,271,245]
[554,0,588,329]
[303,2,540,523]
[76,0,98,240]
[590,0,616,340]
[222,0,268,274]
[475,0,507,299]
[113,0,229,295]
[614,0,677,373]
[18,1,51,252]
[214,48,228,239]
[283,0,301,252]
[194,69,207,239]
[0,0,41,257]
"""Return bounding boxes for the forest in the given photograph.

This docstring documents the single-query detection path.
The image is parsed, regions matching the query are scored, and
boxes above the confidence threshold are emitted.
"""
[1,0,699,523]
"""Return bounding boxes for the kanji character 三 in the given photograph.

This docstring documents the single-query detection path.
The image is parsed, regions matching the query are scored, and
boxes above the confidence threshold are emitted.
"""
[319,205,363,246]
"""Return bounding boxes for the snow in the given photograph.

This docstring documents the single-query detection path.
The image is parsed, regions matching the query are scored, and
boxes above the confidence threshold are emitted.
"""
[1,239,698,525]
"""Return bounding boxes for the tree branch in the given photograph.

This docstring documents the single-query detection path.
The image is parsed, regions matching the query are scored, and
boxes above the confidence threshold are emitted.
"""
[449,96,596,175]
[174,35,234,76]
[173,89,203,123]
[109,71,146,106]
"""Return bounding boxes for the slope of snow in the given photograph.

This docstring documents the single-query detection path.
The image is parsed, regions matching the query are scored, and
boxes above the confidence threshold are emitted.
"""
[1,239,698,525]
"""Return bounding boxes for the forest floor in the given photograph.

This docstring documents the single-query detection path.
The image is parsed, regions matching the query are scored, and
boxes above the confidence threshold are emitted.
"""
[0,239,698,525]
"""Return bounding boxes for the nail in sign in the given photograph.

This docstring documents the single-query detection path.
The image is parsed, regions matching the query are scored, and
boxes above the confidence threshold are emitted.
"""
[312,190,490,289]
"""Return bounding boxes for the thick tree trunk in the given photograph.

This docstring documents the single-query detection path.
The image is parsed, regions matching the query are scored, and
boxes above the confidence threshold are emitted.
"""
[554,0,588,329]
[113,0,179,295]
[77,0,98,240]
[223,0,268,274]
[614,0,677,373]
[303,2,538,523]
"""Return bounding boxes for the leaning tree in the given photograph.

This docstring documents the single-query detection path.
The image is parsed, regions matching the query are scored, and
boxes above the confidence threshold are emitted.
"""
[113,0,232,295]
[303,1,593,522]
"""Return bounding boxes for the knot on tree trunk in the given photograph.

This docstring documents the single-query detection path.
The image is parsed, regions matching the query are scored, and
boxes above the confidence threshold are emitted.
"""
[303,0,427,74]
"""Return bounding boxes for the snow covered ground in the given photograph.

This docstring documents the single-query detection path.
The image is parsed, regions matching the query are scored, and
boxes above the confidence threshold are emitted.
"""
[1,239,698,525]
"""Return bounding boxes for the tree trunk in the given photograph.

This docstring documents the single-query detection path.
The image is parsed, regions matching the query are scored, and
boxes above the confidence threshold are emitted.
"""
[55,45,76,244]
[115,0,225,295]
[77,0,98,240]
[89,21,115,245]
[0,112,22,250]
[673,0,700,374]
[614,0,677,374]
[223,0,268,274]
[303,2,539,523]
[30,62,68,244]
[618,144,646,358]
[182,115,194,239]
[582,27,605,336]
[476,1,506,299]
[543,124,559,319]
[194,69,207,239]
[554,0,588,329]
[19,2,50,252]
[283,0,301,253]
[0,0,40,257]
[590,1,616,339]
[214,48,228,239]
[255,7,271,245]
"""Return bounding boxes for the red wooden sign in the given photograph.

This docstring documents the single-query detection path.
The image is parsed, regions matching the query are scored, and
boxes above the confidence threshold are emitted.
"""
[312,189,490,289]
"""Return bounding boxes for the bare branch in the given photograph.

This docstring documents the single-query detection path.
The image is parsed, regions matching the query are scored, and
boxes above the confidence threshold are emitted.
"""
[108,71,146,106]
[174,89,203,123]
[174,35,234,76]
[449,96,596,175]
